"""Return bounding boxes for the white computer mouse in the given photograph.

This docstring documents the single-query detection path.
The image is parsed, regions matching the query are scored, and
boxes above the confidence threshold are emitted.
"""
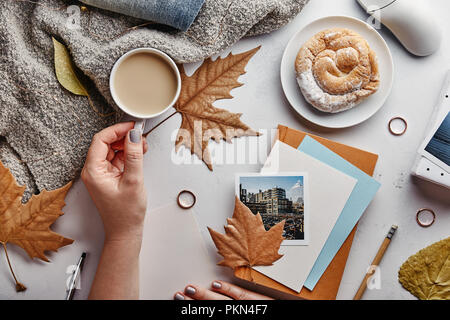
[357,0,442,56]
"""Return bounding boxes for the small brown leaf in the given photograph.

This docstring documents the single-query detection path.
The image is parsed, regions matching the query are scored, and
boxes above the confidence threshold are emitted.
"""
[208,196,285,269]
[398,237,450,300]
[175,47,261,170]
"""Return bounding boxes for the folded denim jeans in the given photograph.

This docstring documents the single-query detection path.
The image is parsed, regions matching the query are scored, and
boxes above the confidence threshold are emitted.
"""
[80,0,206,31]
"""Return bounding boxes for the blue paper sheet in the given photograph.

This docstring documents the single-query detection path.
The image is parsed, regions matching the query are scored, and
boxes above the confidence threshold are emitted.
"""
[298,136,381,291]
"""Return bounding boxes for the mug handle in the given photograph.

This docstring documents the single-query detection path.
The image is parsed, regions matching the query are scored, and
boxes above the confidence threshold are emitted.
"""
[134,119,146,133]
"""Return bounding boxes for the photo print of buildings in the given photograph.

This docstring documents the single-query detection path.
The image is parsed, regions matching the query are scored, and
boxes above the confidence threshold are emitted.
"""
[239,175,305,240]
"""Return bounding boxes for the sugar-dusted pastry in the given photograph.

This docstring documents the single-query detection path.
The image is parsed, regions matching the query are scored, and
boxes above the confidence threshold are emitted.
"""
[295,28,380,113]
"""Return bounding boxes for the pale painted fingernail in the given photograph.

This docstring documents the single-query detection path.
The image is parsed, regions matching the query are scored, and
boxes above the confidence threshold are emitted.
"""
[212,281,222,289]
[130,129,141,144]
[174,293,185,300]
[185,286,196,295]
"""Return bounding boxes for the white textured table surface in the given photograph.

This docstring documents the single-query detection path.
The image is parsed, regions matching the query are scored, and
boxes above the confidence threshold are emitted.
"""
[2,0,449,300]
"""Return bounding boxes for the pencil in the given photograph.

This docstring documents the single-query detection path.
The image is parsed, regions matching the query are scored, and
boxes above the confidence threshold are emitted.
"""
[353,225,398,300]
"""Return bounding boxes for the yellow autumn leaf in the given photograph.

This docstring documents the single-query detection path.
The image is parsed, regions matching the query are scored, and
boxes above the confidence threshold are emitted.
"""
[398,237,450,300]
[52,37,88,96]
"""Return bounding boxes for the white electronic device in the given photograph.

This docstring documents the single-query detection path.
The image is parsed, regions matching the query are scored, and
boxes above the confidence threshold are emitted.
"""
[357,0,442,56]
[412,71,450,189]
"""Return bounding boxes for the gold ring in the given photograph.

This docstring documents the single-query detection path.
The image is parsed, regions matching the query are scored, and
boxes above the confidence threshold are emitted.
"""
[177,190,196,209]
[388,117,408,136]
[416,208,435,228]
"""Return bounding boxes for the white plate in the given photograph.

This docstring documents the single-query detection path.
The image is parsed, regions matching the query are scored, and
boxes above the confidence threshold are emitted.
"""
[281,16,394,128]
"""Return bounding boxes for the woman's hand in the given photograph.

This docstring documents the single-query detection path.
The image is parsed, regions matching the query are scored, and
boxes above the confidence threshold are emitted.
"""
[84,122,149,300]
[81,122,148,242]
[174,281,273,300]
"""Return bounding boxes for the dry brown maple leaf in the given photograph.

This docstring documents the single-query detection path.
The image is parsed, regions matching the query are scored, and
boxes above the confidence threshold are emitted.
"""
[208,196,285,269]
[0,160,73,291]
[174,46,261,170]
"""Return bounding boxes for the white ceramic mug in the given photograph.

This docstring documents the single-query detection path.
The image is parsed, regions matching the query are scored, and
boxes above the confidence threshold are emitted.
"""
[109,48,182,132]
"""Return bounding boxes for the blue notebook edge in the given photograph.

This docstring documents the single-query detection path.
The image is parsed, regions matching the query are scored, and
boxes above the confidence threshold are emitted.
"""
[298,136,381,291]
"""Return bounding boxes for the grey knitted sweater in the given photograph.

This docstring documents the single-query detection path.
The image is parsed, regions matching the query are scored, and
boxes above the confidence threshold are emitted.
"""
[0,0,308,199]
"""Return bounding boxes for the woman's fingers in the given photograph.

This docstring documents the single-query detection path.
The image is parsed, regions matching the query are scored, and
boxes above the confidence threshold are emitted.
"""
[174,283,272,300]
[106,147,116,162]
[143,139,148,153]
[110,139,124,151]
[111,137,148,154]
[122,129,144,185]
[111,151,125,172]
[182,285,232,300]
[210,281,273,300]
[86,122,134,164]
[174,292,193,300]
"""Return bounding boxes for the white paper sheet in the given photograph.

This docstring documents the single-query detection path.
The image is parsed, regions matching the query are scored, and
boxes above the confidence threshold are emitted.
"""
[139,204,221,299]
[253,141,357,292]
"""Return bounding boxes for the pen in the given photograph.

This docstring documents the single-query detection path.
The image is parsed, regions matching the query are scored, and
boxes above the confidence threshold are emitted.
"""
[66,252,87,300]
[353,225,398,300]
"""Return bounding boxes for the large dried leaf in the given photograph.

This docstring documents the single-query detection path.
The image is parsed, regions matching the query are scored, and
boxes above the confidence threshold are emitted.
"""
[0,160,74,262]
[398,237,450,300]
[53,37,88,96]
[208,196,285,269]
[175,47,261,170]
